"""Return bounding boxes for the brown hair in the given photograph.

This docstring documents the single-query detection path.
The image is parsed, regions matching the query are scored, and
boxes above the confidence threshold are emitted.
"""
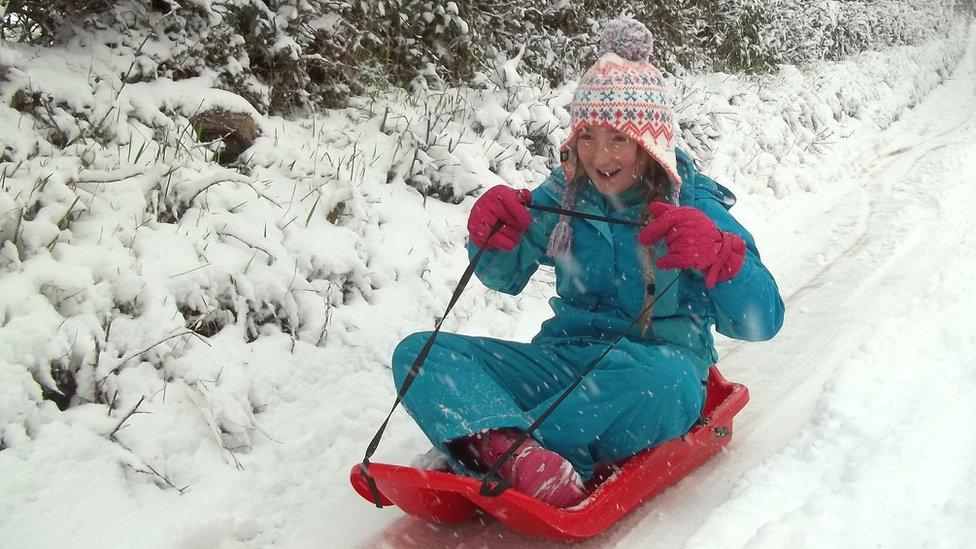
[636,155,672,335]
[642,153,675,204]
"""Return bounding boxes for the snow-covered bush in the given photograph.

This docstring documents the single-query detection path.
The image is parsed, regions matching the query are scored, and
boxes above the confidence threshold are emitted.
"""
[674,21,971,197]
[759,0,962,66]
[2,0,965,114]
[0,23,577,471]
[0,0,120,44]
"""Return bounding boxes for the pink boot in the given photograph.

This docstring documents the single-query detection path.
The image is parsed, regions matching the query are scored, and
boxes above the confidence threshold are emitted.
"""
[461,429,587,508]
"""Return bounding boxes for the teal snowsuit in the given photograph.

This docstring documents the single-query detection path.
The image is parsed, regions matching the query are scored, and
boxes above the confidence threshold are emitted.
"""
[392,149,784,481]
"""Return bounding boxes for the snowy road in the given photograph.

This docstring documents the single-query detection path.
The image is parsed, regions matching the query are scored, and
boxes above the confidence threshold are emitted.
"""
[358,33,976,549]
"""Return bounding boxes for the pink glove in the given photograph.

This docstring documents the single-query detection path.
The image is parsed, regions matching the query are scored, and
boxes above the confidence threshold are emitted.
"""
[637,202,746,288]
[467,186,533,251]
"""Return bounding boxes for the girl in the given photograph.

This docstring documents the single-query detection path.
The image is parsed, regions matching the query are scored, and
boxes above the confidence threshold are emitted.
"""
[391,17,784,508]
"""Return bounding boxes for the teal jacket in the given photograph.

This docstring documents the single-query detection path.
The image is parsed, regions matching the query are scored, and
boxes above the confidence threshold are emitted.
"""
[467,149,784,374]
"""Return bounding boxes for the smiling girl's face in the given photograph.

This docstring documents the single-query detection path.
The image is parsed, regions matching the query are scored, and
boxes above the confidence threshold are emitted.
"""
[575,125,651,196]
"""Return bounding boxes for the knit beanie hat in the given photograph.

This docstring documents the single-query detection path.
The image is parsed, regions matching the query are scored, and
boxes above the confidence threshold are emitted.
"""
[548,16,681,259]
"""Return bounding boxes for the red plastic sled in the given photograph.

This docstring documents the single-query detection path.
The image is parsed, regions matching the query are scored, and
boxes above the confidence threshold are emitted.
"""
[350,366,748,541]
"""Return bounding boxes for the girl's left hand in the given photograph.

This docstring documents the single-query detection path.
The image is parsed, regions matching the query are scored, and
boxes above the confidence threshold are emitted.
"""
[637,202,746,288]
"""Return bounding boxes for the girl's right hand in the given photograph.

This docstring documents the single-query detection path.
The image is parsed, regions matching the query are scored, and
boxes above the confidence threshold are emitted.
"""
[467,186,533,250]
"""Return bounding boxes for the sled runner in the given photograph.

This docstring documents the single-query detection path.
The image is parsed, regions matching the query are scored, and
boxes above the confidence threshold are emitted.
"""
[350,366,748,541]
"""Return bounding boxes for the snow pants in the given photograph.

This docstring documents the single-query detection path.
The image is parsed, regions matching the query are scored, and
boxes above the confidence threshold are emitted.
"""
[391,332,707,482]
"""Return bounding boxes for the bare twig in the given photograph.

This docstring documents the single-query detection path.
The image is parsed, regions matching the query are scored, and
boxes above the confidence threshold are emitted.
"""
[169,262,212,278]
[122,455,189,494]
[216,231,276,263]
[107,389,119,416]
[117,330,211,367]
[109,395,145,440]
[76,167,146,184]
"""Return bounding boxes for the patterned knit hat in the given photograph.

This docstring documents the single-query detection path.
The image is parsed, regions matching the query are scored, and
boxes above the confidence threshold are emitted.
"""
[548,17,681,259]
[561,17,680,188]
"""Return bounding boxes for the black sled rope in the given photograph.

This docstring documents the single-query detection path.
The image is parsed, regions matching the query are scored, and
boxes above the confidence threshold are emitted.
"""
[358,220,503,507]
[359,205,678,506]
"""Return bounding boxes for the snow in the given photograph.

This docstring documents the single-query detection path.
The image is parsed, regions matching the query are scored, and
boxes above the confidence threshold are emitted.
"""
[1,15,976,549]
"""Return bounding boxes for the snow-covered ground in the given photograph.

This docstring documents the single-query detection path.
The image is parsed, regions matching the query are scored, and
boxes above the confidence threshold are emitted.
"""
[2,19,975,549]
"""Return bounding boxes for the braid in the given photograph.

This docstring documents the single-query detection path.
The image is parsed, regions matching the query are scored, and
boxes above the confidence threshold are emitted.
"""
[637,161,672,335]
[546,159,585,260]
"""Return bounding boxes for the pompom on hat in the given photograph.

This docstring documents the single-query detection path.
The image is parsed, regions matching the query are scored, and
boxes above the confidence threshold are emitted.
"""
[547,16,682,259]
[597,16,657,64]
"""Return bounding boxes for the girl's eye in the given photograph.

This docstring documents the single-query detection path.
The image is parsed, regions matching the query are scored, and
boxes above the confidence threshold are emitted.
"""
[578,133,593,141]
[612,135,630,143]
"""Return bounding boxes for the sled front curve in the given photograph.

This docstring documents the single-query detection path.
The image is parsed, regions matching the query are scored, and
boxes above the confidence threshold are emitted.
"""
[350,366,749,541]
